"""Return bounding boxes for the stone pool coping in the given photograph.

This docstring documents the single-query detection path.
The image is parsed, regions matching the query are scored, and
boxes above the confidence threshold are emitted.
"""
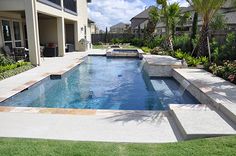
[0,53,87,103]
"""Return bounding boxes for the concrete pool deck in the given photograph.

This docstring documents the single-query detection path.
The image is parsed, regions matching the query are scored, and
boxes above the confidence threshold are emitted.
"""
[0,110,181,143]
[0,52,235,143]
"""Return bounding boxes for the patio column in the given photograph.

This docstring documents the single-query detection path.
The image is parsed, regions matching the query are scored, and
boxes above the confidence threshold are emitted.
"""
[57,17,65,57]
[24,0,41,66]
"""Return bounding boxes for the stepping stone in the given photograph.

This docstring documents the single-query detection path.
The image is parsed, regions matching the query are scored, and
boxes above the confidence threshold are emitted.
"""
[170,104,236,140]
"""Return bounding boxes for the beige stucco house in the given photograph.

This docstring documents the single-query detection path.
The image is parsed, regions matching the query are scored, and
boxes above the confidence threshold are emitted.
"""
[0,0,92,66]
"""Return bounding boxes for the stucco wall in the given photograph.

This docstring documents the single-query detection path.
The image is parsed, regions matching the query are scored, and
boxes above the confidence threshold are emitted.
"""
[38,19,58,45]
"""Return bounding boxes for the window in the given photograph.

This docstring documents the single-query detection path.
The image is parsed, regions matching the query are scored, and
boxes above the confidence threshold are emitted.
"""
[1,20,23,49]
[13,21,22,47]
[63,0,77,14]
[37,0,61,10]
[2,20,12,41]
[2,20,13,50]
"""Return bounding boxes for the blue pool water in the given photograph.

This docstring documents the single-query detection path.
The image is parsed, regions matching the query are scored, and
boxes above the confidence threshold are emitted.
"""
[0,57,199,110]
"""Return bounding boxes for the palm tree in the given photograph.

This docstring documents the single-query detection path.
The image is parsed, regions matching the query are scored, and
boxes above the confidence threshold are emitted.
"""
[146,6,160,39]
[154,0,190,50]
[187,0,226,57]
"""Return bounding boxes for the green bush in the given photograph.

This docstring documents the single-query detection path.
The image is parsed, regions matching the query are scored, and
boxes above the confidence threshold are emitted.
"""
[209,61,236,84]
[130,38,144,47]
[141,47,151,53]
[174,49,209,67]
[211,33,236,63]
[145,36,166,49]
[0,54,15,66]
[173,34,192,53]
[0,62,30,73]
[0,64,34,80]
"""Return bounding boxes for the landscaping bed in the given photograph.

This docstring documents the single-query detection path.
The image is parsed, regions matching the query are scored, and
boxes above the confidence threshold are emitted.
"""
[0,54,34,80]
[0,136,235,156]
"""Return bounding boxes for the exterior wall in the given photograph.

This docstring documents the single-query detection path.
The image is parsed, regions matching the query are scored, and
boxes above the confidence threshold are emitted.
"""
[0,0,90,65]
[38,19,58,45]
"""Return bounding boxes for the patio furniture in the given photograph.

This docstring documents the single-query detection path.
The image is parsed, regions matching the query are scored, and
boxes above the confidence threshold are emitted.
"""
[14,47,29,61]
[1,46,29,61]
[43,43,58,57]
[1,46,15,58]
[40,46,45,60]
[65,44,75,52]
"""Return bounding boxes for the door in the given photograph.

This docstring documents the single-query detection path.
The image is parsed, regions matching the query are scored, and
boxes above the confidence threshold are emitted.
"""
[13,21,22,47]
[2,20,13,50]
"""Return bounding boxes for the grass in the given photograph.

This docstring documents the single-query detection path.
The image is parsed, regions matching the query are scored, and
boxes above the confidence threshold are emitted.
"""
[0,136,235,156]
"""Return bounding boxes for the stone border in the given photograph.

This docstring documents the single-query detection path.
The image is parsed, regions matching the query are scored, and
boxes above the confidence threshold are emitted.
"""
[0,58,86,104]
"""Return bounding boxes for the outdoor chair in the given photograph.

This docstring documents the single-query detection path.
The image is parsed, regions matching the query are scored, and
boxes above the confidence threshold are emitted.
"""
[13,47,29,62]
[2,46,29,62]
[43,43,58,57]
[1,46,15,59]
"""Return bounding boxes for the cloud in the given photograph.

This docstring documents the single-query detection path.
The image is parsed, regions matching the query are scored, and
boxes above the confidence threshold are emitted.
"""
[88,0,189,30]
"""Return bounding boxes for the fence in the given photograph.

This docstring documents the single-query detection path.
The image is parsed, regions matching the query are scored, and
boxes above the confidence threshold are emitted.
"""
[92,33,134,44]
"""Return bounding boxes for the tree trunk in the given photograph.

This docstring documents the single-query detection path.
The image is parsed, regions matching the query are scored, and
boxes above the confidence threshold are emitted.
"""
[199,23,209,57]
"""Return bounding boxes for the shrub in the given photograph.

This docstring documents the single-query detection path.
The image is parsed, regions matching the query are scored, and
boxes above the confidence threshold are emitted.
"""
[0,64,34,80]
[174,49,209,67]
[0,62,30,73]
[173,34,192,53]
[141,47,151,53]
[130,38,145,47]
[0,54,15,66]
[211,33,236,63]
[209,61,236,84]
[145,36,166,49]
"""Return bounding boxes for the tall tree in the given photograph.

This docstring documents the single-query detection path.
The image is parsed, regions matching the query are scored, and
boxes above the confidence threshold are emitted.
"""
[154,0,189,50]
[187,0,226,57]
[191,12,198,40]
[146,6,160,39]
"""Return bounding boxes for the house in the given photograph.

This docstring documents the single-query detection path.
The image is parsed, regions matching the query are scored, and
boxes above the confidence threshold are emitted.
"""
[110,22,131,34]
[131,1,236,37]
[156,2,236,35]
[0,0,92,66]
[130,7,153,37]
[89,20,100,34]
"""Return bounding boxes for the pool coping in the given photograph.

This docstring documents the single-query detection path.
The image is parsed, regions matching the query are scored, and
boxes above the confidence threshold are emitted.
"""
[0,58,86,104]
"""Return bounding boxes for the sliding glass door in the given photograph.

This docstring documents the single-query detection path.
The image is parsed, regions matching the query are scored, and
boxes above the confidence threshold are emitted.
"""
[1,20,23,50]
[2,20,13,50]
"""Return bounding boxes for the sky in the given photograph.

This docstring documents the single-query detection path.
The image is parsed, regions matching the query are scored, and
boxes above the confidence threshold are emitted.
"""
[88,0,189,30]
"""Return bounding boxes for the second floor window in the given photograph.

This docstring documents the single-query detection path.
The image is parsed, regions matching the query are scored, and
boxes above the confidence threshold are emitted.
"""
[64,0,77,13]
[48,0,61,5]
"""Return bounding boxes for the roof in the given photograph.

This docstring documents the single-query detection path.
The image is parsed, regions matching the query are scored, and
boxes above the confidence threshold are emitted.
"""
[110,22,130,29]
[225,11,236,24]
[130,6,154,20]
[88,19,95,24]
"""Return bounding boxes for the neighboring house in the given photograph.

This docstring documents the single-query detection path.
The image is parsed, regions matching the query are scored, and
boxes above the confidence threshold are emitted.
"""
[0,0,92,66]
[130,7,153,37]
[110,22,131,34]
[131,1,236,37]
[89,20,100,34]
[156,3,236,35]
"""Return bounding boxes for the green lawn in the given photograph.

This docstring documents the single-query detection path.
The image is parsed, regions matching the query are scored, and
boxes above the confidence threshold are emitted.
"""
[0,136,236,156]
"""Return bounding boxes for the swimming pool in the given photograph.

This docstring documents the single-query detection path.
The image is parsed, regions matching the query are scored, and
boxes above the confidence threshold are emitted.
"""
[0,56,199,110]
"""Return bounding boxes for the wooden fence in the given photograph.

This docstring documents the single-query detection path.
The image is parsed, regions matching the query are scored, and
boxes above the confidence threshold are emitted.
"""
[92,33,134,44]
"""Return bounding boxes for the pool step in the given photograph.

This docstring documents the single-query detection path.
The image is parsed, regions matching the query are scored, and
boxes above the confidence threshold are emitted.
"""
[169,104,236,140]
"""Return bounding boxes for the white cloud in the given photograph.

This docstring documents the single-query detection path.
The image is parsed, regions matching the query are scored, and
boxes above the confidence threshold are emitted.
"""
[88,0,189,30]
